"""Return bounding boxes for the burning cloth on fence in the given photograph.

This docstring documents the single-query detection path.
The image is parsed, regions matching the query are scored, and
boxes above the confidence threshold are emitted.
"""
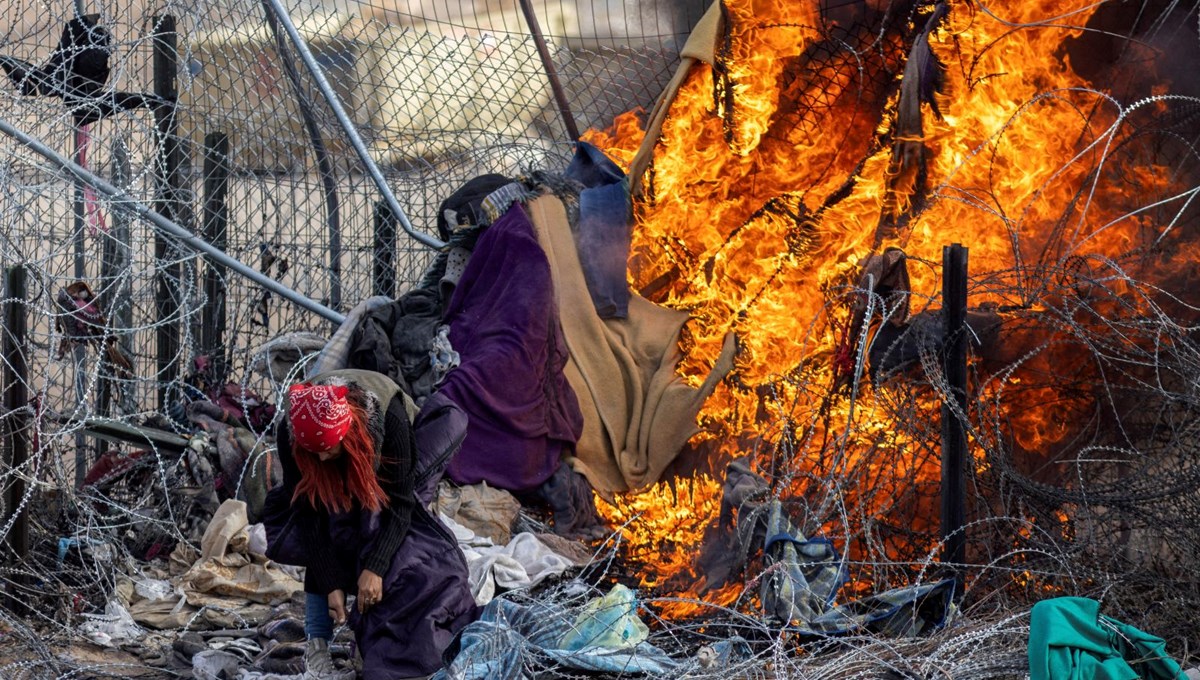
[703,460,956,635]
[526,194,737,493]
[757,498,956,636]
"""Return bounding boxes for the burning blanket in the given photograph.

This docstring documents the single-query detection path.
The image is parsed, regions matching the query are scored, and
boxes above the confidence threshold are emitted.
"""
[526,194,737,493]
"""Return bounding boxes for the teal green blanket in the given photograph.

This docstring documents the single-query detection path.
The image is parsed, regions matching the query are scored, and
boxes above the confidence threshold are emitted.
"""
[1029,597,1183,680]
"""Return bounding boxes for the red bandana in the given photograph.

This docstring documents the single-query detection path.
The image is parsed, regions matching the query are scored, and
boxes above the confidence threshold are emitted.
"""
[288,383,352,453]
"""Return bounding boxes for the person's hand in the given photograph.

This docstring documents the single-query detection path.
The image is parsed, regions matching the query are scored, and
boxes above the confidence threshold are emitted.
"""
[328,589,347,625]
[357,569,383,614]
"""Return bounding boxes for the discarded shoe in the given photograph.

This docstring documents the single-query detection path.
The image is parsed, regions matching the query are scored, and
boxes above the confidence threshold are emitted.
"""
[171,631,207,662]
[260,615,307,643]
[253,639,305,675]
[303,638,355,680]
[210,636,261,663]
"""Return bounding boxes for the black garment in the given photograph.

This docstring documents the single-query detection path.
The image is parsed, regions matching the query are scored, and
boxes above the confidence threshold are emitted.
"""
[266,393,416,593]
[0,14,166,125]
[531,461,608,541]
[434,173,512,242]
[348,288,445,400]
[1,15,111,99]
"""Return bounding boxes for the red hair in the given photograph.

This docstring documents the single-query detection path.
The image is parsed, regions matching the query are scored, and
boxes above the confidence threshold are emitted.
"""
[292,400,390,513]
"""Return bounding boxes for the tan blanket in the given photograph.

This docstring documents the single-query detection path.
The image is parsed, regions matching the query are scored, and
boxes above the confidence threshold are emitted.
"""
[527,196,735,494]
[627,0,723,198]
[125,500,305,630]
[180,499,303,607]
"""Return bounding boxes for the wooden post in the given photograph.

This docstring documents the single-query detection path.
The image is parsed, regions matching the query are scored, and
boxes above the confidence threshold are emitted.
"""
[941,243,968,572]
[3,266,30,574]
[152,14,182,409]
[373,200,397,299]
[202,132,230,376]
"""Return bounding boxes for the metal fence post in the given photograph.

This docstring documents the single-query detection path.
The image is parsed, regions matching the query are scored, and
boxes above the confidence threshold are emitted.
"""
[518,0,580,141]
[3,266,30,579]
[152,14,182,409]
[72,119,89,485]
[202,132,231,375]
[262,3,342,315]
[99,137,136,417]
[373,200,397,299]
[941,243,968,573]
[260,0,443,251]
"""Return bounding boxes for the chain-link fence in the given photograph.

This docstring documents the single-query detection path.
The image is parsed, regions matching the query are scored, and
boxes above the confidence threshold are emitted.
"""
[0,0,703,468]
[3,0,1200,677]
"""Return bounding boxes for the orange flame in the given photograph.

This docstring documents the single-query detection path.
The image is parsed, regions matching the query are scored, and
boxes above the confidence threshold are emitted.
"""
[582,0,1189,617]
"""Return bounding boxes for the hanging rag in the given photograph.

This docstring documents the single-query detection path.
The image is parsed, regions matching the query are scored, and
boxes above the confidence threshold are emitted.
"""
[563,141,633,319]
[438,203,584,492]
[0,14,167,125]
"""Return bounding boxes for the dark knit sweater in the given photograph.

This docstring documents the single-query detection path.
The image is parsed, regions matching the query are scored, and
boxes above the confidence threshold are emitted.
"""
[274,395,417,594]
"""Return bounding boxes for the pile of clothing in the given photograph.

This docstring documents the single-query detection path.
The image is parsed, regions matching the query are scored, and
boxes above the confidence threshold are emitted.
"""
[310,142,736,541]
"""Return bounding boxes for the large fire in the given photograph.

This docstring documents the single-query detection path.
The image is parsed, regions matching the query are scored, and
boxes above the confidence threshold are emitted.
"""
[582,0,1195,619]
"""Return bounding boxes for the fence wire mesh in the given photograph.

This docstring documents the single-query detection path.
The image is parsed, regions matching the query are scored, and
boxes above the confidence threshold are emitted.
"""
[2,0,1200,677]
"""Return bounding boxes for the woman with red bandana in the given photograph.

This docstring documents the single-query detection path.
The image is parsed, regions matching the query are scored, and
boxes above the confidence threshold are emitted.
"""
[262,369,477,679]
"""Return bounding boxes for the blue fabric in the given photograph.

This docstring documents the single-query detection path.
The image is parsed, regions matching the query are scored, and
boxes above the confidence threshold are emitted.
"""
[433,596,679,679]
[755,500,956,636]
[564,141,632,319]
[760,500,847,625]
[558,585,647,651]
[305,591,334,641]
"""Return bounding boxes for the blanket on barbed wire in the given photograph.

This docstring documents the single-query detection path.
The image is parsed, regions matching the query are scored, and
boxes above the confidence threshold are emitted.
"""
[527,193,737,494]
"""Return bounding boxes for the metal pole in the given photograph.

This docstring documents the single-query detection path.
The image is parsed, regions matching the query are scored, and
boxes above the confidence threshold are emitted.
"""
[0,117,345,325]
[517,0,580,141]
[261,4,342,314]
[72,128,89,487]
[201,132,230,375]
[373,200,396,298]
[98,141,128,420]
[152,15,182,408]
[73,131,86,280]
[99,138,136,417]
[3,266,30,568]
[260,0,444,250]
[940,243,968,571]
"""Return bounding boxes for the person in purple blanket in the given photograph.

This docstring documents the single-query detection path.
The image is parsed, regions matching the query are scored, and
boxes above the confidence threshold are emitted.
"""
[262,369,477,679]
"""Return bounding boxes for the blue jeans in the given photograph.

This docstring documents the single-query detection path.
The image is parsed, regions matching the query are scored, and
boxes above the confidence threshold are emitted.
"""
[305,591,334,640]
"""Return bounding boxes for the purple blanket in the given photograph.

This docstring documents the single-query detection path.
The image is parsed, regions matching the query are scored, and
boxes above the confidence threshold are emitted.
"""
[345,504,478,678]
[439,203,583,492]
